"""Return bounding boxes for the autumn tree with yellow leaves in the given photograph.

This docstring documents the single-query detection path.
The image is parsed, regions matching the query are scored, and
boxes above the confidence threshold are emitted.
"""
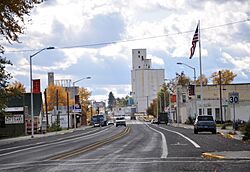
[78,87,92,122]
[46,85,68,111]
[6,81,26,95]
[211,69,237,84]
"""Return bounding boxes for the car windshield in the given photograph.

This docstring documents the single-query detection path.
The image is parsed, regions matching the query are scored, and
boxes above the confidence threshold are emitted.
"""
[198,116,214,121]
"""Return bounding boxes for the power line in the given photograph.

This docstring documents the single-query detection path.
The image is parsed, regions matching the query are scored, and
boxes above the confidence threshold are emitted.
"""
[5,18,250,53]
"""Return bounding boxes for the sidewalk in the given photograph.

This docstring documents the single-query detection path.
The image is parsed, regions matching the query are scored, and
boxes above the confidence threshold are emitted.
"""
[0,125,92,145]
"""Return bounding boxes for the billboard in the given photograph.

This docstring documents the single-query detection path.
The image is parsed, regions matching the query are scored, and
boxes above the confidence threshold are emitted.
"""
[33,79,41,93]
[5,115,24,124]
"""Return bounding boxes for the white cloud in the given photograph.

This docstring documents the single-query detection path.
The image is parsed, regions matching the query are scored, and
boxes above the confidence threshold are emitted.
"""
[221,52,250,78]
[4,0,250,98]
[147,54,164,66]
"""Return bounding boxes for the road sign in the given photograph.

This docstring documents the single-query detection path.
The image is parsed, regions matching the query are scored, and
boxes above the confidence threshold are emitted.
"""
[228,92,239,104]
[73,104,82,113]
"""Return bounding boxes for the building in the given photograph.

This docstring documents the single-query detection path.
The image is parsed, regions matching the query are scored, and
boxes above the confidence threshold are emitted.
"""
[0,93,43,137]
[131,49,164,113]
[177,83,250,123]
[92,101,106,113]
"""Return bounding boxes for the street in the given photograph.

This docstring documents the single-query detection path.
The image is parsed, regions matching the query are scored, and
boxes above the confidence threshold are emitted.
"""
[0,120,250,172]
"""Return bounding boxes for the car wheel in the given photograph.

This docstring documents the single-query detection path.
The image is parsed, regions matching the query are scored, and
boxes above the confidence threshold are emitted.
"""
[194,129,198,134]
[212,130,217,134]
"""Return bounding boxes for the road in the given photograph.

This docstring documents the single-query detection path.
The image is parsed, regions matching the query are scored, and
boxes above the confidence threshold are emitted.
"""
[0,120,250,172]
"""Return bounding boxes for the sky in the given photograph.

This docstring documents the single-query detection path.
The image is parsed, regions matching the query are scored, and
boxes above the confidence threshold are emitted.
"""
[3,0,250,101]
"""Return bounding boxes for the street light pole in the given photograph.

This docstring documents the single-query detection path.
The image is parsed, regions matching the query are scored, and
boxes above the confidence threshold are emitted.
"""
[30,47,54,138]
[72,76,91,129]
[177,62,197,117]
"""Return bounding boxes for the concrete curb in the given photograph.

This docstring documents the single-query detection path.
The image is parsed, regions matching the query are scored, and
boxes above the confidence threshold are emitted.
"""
[202,152,225,159]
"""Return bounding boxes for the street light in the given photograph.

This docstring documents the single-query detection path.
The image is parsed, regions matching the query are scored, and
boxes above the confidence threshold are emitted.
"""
[72,76,91,129]
[177,62,197,117]
[177,62,196,82]
[30,46,54,138]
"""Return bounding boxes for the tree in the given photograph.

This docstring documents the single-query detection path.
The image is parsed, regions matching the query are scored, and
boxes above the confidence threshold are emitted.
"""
[6,81,26,94]
[0,58,12,115]
[0,0,43,115]
[0,0,43,49]
[176,72,191,86]
[196,74,208,85]
[108,92,115,110]
[211,69,237,84]
[46,85,68,111]
[78,87,91,120]
[116,96,128,107]
[147,99,157,117]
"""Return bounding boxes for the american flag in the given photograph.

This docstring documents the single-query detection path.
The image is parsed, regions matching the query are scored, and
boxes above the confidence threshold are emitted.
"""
[190,24,199,59]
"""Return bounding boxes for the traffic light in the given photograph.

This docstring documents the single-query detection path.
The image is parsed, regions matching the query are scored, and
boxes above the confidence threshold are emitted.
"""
[75,95,80,104]
[97,107,100,114]
[188,85,195,96]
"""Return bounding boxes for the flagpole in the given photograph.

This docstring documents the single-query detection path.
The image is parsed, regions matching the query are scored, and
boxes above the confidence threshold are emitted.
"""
[198,20,203,115]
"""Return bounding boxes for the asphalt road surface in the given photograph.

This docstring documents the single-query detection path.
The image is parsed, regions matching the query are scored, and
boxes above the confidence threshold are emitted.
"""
[0,120,250,172]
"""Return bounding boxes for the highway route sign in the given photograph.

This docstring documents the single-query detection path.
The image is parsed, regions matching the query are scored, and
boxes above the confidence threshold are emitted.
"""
[228,92,239,104]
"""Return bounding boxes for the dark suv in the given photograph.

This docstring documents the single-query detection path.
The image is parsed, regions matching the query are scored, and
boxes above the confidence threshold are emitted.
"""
[194,115,217,134]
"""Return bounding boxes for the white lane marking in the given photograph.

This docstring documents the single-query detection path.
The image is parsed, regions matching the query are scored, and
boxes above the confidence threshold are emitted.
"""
[1,158,249,170]
[0,127,112,157]
[146,124,168,159]
[157,125,200,148]
[0,128,100,152]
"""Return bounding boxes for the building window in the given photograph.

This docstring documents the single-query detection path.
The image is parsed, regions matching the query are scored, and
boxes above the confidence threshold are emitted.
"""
[138,55,140,58]
[138,66,140,68]
[148,65,150,68]
[0,116,5,128]
[142,56,144,60]
[138,51,140,54]
[207,108,212,115]
[215,108,220,121]
[199,109,202,115]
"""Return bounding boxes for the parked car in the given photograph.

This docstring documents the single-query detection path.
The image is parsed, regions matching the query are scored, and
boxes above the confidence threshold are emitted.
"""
[151,119,158,124]
[194,115,217,134]
[115,117,126,127]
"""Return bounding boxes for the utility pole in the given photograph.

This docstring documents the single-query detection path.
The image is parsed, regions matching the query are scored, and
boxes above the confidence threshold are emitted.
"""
[44,89,48,128]
[67,92,69,129]
[219,71,223,123]
[56,89,59,128]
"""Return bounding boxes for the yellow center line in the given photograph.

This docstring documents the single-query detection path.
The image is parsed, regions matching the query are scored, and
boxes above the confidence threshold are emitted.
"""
[50,126,131,160]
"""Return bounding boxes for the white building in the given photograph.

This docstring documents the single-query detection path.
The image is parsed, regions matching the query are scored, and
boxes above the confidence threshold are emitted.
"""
[131,49,164,113]
[178,83,250,123]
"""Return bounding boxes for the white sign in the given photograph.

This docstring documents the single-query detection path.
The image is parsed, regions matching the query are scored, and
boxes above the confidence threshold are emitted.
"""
[5,115,24,124]
[228,92,239,104]
[73,104,82,113]
[4,107,24,112]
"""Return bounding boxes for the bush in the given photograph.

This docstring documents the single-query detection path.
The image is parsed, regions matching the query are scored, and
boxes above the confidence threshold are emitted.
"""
[185,116,195,125]
[48,122,62,132]
[243,120,250,141]
[221,123,227,129]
